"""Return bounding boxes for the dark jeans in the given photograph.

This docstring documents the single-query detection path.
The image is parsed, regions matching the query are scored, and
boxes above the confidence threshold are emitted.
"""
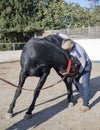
[73,61,92,106]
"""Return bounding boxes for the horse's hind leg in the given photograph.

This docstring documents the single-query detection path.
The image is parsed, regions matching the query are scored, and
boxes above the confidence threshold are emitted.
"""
[7,68,27,117]
[25,72,49,118]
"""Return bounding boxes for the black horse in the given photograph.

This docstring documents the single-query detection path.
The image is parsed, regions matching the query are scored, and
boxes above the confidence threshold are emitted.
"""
[7,34,79,118]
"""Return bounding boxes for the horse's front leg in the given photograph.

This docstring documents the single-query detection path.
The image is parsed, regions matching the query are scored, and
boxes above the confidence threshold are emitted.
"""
[54,68,73,106]
[7,69,27,117]
[64,77,73,106]
[25,72,49,119]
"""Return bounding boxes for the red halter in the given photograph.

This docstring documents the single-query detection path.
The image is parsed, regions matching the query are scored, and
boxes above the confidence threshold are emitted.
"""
[66,59,72,73]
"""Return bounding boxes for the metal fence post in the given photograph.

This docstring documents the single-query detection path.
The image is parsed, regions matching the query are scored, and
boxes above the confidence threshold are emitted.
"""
[88,26,91,38]
[12,43,15,50]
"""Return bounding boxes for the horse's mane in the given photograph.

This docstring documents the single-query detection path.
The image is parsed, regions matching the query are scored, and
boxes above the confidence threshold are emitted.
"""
[42,34,63,46]
[29,34,63,46]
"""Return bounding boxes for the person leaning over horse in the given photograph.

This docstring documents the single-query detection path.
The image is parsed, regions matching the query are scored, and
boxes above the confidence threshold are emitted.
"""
[57,33,92,112]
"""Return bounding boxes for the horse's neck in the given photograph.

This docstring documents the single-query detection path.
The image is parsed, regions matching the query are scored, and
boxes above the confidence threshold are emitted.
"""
[52,34,63,45]
[44,34,70,60]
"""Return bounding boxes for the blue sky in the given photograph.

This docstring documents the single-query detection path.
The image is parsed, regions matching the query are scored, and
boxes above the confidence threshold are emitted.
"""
[65,0,90,7]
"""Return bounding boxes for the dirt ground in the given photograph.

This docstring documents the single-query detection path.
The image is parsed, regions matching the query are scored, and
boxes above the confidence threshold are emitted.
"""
[0,61,100,130]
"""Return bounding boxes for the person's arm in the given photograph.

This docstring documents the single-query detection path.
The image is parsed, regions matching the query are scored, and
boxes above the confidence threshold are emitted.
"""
[78,56,86,74]
[70,45,87,74]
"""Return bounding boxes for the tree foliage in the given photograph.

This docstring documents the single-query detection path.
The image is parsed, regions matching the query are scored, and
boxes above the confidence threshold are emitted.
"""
[0,0,99,43]
[90,6,100,26]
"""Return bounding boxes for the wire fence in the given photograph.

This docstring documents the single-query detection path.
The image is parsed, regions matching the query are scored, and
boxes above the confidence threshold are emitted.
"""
[42,26,100,39]
[0,26,100,51]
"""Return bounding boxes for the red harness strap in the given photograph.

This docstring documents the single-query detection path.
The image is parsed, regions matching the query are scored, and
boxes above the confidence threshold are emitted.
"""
[66,59,72,73]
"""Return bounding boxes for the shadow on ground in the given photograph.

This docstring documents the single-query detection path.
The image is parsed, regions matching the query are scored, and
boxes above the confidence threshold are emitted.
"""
[6,76,100,130]
[6,98,67,130]
[89,76,100,108]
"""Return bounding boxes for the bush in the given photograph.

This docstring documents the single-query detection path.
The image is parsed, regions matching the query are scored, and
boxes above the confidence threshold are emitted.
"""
[0,43,25,51]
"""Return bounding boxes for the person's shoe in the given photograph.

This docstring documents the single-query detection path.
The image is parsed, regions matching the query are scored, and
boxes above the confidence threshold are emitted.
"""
[77,98,83,103]
[79,105,89,112]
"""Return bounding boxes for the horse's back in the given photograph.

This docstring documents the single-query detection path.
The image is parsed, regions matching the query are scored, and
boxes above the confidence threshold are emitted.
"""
[21,35,67,69]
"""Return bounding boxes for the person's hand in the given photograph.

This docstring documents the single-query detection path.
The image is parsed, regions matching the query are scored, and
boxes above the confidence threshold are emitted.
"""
[59,71,75,77]
[59,71,69,76]
[74,72,81,78]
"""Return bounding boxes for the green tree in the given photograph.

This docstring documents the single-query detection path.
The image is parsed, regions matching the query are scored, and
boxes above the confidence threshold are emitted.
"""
[64,3,91,28]
[0,0,66,42]
[90,6,100,26]
[0,0,99,43]
[41,0,66,30]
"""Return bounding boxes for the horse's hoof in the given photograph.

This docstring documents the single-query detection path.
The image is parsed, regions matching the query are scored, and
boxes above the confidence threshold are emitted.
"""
[24,114,32,119]
[6,113,13,119]
[68,102,74,107]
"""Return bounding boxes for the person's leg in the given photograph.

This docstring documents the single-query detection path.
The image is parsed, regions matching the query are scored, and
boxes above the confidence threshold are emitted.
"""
[73,77,83,99]
[82,62,92,106]
[82,72,90,106]
[78,62,92,112]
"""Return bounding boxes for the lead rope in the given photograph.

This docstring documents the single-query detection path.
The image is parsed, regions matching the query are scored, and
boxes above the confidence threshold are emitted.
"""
[0,77,65,92]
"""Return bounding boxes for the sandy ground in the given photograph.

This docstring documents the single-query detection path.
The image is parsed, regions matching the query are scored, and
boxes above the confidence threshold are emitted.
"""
[0,61,100,130]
